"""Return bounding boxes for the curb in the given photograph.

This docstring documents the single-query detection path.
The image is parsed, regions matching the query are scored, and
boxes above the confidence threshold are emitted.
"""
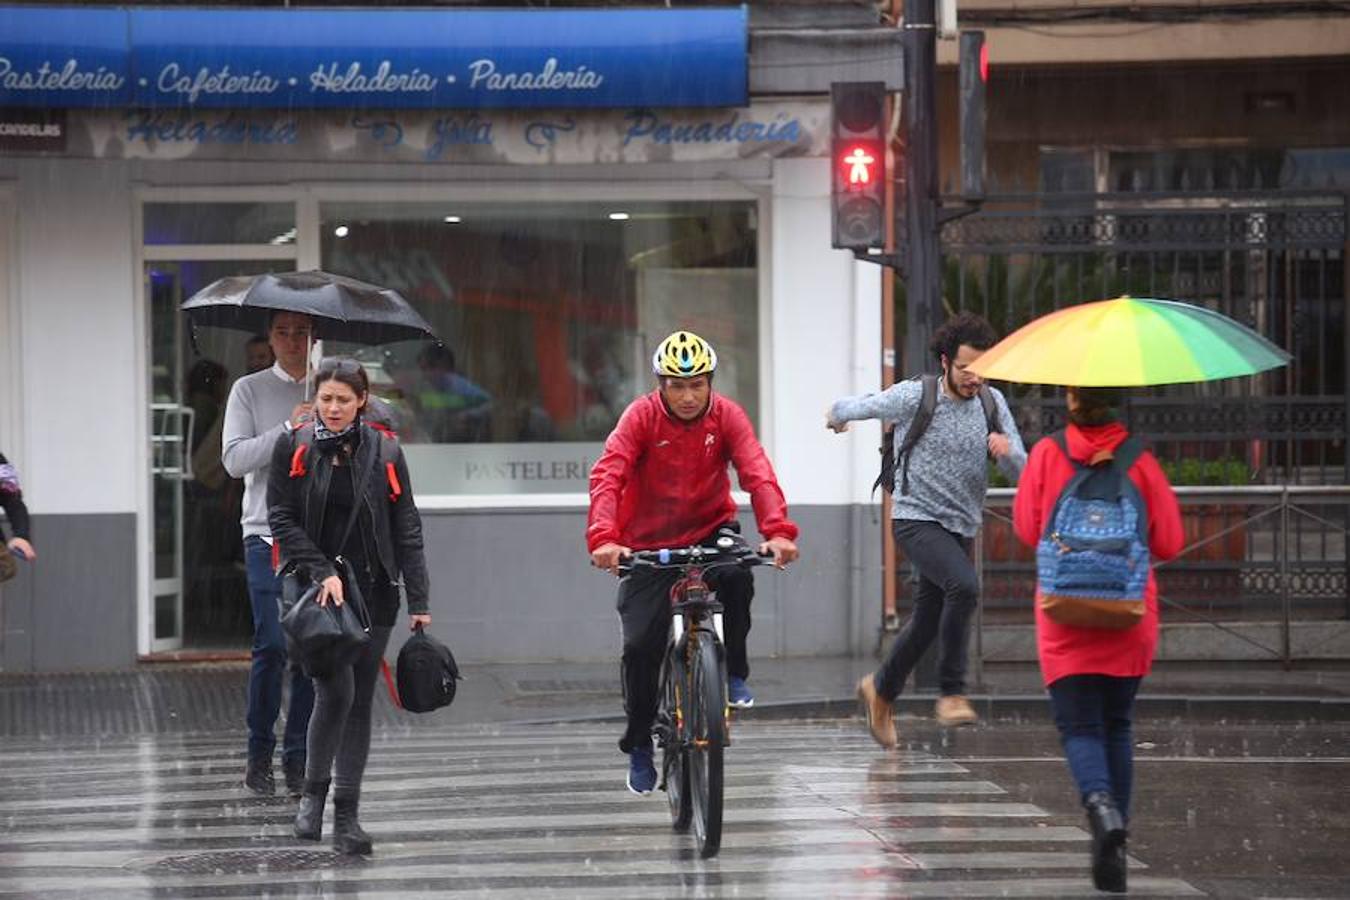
[504,693,1350,727]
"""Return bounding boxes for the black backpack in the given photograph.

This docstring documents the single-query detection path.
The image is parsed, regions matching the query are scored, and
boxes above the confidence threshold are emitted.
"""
[873,374,1002,496]
[396,626,460,713]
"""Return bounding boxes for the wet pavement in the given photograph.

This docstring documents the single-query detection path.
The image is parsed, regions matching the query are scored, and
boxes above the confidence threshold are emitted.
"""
[0,711,1347,898]
[1,659,1348,897]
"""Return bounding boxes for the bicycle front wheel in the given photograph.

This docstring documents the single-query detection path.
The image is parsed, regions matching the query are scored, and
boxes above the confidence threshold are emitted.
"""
[659,649,691,832]
[688,631,727,859]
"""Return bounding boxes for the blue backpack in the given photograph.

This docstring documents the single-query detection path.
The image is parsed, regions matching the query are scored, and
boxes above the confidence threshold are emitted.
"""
[1036,431,1150,629]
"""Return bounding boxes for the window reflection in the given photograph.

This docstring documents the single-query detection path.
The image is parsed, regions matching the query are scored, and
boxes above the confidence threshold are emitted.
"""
[320,200,759,494]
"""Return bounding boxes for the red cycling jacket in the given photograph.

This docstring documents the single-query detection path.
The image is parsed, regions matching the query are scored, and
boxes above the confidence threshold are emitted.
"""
[587,391,799,552]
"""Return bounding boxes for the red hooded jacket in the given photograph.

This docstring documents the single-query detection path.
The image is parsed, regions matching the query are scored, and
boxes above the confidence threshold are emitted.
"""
[1013,422,1184,687]
[587,391,798,552]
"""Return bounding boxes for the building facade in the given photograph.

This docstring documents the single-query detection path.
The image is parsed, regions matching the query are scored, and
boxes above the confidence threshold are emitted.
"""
[0,4,900,670]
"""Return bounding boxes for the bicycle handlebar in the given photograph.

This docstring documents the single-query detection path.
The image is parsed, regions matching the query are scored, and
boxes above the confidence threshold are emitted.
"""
[617,541,773,576]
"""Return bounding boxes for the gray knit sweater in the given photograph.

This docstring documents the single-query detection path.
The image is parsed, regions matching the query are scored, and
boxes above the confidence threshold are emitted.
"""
[830,379,1027,537]
[222,363,305,539]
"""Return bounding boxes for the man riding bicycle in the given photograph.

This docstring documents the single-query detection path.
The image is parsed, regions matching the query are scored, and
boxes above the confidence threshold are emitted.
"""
[587,331,800,795]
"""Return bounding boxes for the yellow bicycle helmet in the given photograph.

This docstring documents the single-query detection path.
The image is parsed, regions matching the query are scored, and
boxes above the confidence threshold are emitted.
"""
[652,331,717,378]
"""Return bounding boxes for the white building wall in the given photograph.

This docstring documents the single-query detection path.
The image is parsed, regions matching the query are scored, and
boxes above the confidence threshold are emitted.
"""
[12,158,138,515]
[768,157,883,510]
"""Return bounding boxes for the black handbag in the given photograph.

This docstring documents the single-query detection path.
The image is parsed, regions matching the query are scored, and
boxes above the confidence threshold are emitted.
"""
[279,450,376,676]
[395,625,460,713]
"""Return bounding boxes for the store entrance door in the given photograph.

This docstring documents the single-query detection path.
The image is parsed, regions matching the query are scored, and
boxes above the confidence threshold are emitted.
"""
[146,257,295,652]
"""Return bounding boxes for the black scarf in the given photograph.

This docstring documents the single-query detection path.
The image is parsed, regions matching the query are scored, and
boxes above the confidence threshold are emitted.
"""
[313,415,361,456]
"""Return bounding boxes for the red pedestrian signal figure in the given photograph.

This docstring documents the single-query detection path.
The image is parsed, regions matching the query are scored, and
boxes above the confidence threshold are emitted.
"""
[830,82,887,249]
[844,146,876,187]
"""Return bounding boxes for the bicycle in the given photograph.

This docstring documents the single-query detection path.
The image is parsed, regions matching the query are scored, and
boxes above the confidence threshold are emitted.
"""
[618,532,771,859]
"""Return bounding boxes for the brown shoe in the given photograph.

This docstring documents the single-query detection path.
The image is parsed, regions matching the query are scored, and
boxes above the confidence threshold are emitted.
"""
[856,675,897,749]
[935,694,978,727]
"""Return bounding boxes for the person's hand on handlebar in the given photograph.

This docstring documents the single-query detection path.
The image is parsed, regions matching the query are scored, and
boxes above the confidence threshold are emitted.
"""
[590,542,632,576]
[759,536,799,569]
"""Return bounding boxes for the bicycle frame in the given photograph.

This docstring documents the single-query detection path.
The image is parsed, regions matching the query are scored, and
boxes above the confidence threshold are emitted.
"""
[668,566,725,647]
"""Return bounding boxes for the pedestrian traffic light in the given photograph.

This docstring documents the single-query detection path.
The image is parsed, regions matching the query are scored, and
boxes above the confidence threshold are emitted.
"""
[830,82,888,251]
[959,31,987,200]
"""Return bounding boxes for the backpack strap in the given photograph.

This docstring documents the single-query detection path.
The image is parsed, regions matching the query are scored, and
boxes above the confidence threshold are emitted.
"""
[977,385,1003,435]
[895,374,939,496]
[376,428,403,502]
[1049,429,1076,467]
[1111,435,1144,474]
[288,423,317,478]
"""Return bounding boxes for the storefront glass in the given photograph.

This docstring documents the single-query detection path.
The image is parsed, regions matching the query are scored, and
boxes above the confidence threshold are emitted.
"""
[143,203,296,245]
[319,199,759,495]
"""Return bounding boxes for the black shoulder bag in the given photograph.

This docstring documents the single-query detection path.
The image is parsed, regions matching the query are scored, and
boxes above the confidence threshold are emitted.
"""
[280,448,376,677]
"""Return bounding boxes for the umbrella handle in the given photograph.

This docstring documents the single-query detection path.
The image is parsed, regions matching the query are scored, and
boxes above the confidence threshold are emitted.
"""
[304,334,312,402]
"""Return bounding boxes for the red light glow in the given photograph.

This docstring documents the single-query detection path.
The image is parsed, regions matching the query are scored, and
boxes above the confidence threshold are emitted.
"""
[844,146,876,185]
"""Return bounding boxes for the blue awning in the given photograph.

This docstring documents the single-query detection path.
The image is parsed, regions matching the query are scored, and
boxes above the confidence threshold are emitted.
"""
[0,5,748,110]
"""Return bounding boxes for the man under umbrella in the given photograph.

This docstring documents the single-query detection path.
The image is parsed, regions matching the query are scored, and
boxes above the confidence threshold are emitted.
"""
[223,311,317,797]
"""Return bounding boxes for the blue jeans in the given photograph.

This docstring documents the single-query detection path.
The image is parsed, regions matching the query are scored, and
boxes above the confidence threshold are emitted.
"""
[244,536,314,763]
[1047,674,1142,821]
[875,520,979,699]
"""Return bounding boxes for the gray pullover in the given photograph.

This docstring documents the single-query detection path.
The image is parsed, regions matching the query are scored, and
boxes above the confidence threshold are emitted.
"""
[830,379,1027,537]
[222,363,304,539]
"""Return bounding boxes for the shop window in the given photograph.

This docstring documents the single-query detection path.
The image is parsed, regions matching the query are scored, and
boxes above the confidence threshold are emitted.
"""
[1107,148,1350,193]
[319,200,759,495]
[143,202,296,245]
[1039,149,1095,194]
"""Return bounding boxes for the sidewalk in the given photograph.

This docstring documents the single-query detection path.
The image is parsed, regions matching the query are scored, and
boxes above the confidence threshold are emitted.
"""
[1,655,1346,739]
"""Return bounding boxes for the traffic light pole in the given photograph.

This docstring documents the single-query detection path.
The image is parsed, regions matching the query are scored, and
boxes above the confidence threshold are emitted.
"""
[901,0,943,384]
[900,0,943,690]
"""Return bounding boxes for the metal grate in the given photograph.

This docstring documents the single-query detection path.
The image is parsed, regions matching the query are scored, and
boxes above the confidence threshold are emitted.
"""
[140,849,362,875]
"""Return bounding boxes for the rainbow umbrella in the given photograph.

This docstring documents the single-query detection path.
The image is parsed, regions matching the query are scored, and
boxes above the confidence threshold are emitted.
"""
[967,296,1291,386]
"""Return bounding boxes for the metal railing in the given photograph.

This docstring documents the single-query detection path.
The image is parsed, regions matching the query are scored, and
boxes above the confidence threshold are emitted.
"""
[970,485,1350,669]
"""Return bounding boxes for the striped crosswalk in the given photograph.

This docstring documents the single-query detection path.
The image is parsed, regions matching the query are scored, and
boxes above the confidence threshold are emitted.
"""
[0,721,1206,898]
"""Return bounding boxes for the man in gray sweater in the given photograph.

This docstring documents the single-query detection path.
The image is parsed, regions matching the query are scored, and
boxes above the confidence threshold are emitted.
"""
[828,313,1026,748]
[222,311,317,796]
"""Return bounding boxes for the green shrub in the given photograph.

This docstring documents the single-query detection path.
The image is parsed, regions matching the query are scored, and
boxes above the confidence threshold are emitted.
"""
[1158,456,1251,486]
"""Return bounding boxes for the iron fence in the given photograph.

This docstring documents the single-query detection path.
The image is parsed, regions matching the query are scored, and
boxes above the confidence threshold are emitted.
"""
[898,191,1350,663]
[972,486,1350,667]
[933,190,1349,485]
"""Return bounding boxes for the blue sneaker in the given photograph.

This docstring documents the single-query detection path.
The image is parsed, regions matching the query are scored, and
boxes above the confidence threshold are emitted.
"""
[626,744,657,795]
[728,676,755,709]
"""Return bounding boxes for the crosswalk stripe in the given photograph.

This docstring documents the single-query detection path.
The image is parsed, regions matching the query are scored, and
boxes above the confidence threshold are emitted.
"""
[0,801,1054,847]
[2,781,1012,830]
[0,825,1093,870]
[181,878,1204,900]
[0,766,974,814]
[0,749,952,790]
[0,852,1171,895]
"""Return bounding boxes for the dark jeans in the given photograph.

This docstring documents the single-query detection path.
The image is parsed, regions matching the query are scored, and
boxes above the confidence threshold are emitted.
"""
[1047,674,1142,821]
[874,520,979,700]
[244,535,315,764]
[306,624,393,798]
[615,560,753,754]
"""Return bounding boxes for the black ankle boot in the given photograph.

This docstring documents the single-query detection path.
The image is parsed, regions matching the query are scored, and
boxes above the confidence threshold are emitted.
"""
[293,779,329,841]
[332,795,373,855]
[243,756,274,796]
[282,756,307,799]
[1084,791,1128,893]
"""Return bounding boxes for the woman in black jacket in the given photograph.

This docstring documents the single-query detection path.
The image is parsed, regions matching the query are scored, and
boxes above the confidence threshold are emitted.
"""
[267,357,431,855]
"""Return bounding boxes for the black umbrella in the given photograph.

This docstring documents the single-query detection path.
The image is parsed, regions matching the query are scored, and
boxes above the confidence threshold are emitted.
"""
[181,269,437,345]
